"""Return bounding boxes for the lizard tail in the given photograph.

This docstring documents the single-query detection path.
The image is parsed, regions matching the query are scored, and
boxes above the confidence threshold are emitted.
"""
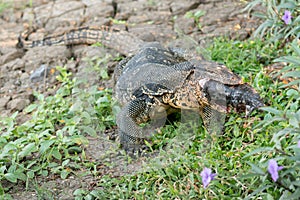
[16,26,144,56]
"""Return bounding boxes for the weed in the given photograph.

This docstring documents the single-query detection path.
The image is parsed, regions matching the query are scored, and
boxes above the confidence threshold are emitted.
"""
[244,0,300,43]
[185,10,206,30]
[0,66,116,197]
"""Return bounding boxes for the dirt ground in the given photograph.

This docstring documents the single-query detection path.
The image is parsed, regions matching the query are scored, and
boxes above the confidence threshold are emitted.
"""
[0,0,260,199]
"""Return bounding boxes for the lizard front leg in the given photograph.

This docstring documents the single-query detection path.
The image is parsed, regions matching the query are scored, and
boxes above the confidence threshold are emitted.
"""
[117,97,167,155]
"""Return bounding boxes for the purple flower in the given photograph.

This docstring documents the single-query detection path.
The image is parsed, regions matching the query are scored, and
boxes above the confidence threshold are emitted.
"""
[201,167,217,188]
[268,159,283,182]
[297,140,300,148]
[282,10,292,24]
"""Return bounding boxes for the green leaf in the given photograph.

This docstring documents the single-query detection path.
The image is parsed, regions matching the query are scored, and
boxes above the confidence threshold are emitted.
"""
[279,80,300,88]
[39,139,55,155]
[260,107,283,116]
[194,10,205,18]
[286,89,299,96]
[246,162,265,175]
[26,171,35,179]
[100,69,109,79]
[62,159,70,167]
[10,111,18,119]
[0,166,6,174]
[24,104,38,113]
[291,180,300,187]
[18,143,37,158]
[280,188,300,200]
[4,173,18,183]
[289,116,300,128]
[52,148,62,160]
[15,171,26,181]
[274,56,300,65]
[285,26,300,39]
[73,188,86,196]
[1,142,17,157]
[68,146,82,154]
[0,185,3,195]
[81,111,92,124]
[71,135,89,146]
[245,185,272,200]
[243,147,273,158]
[80,126,97,137]
[282,71,300,78]
[26,160,37,169]
[60,169,70,179]
[41,170,48,177]
[291,41,300,55]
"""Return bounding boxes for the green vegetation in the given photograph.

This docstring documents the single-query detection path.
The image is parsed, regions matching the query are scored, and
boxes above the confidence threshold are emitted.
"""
[0,0,299,199]
[185,10,206,30]
[0,67,116,199]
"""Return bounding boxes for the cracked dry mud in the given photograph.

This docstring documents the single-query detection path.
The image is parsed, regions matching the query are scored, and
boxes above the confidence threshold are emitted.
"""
[0,0,259,199]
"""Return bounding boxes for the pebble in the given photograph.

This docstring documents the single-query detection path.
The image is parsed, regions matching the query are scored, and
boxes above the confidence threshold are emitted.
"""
[7,98,30,111]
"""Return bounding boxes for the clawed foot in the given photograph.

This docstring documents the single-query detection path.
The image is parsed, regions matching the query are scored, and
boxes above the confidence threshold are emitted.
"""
[121,142,151,158]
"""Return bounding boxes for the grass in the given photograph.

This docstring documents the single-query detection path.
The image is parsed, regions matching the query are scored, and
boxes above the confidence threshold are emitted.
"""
[1,26,299,200]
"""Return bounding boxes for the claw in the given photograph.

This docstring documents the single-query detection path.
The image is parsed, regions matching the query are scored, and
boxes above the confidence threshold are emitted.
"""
[245,105,254,118]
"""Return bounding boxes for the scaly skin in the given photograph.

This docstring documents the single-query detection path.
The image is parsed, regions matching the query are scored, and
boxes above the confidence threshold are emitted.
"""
[115,43,264,154]
[17,26,144,56]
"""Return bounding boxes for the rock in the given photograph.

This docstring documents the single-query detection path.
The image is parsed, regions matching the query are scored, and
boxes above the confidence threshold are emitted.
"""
[20,72,30,81]
[0,58,25,79]
[0,22,23,47]
[45,9,85,32]
[0,80,16,94]
[173,15,195,34]
[84,2,115,27]
[33,0,85,31]
[0,49,24,66]
[84,2,114,21]
[22,7,35,24]
[170,0,200,15]
[115,1,147,20]
[33,2,55,26]
[11,58,26,71]
[129,24,175,43]
[73,45,111,59]
[7,98,30,111]
[30,64,50,83]
[82,0,113,7]
[22,46,71,72]
[128,11,172,24]
[0,96,11,111]
[52,1,84,17]
[156,1,172,11]
[198,1,242,26]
